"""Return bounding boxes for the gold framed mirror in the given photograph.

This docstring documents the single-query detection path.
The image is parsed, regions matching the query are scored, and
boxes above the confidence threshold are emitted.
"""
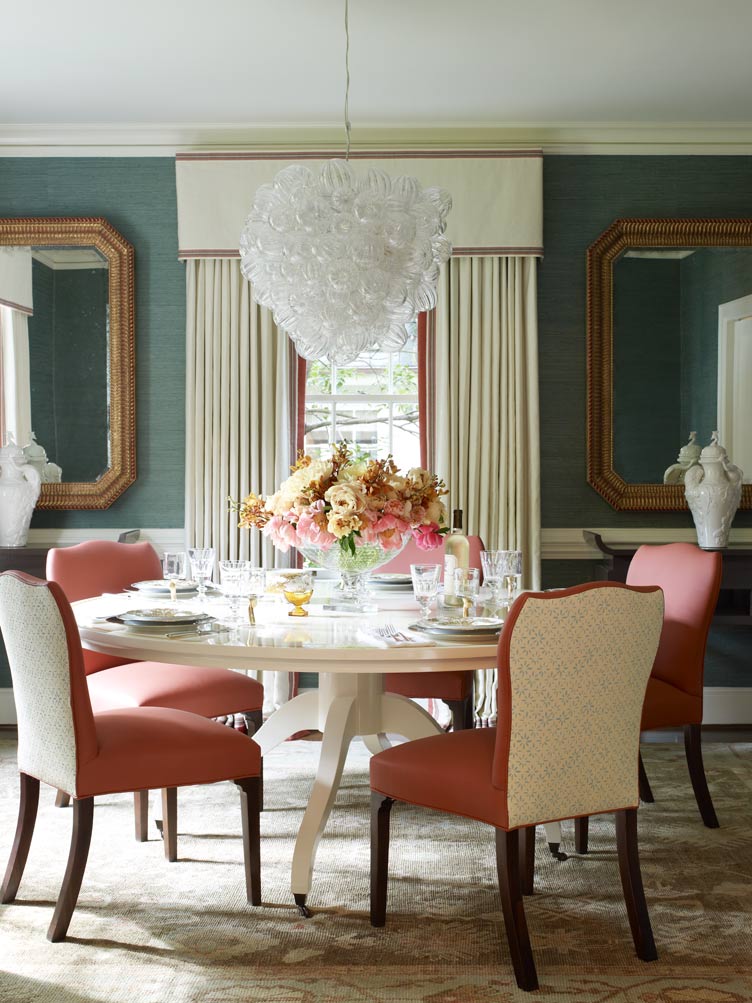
[587,217,752,511]
[0,217,135,509]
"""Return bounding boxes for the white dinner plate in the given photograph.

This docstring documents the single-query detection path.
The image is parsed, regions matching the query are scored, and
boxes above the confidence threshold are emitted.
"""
[409,616,504,642]
[370,573,413,585]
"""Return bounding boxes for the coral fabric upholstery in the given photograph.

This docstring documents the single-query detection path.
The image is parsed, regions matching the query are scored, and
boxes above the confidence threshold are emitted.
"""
[626,544,722,730]
[381,535,484,703]
[78,707,260,799]
[46,541,263,717]
[0,571,262,943]
[0,572,261,799]
[370,726,505,826]
[371,582,664,830]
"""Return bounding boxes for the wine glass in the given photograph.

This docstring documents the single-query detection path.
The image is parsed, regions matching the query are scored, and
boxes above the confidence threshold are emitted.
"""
[162,551,186,603]
[501,550,523,601]
[410,563,441,620]
[454,567,480,619]
[244,567,266,625]
[219,560,248,623]
[283,570,314,617]
[188,547,215,601]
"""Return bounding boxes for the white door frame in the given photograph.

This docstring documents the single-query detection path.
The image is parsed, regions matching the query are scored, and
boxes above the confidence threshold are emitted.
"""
[717,293,752,483]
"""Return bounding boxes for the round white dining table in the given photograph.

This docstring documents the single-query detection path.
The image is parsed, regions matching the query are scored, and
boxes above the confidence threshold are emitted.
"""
[73,590,559,914]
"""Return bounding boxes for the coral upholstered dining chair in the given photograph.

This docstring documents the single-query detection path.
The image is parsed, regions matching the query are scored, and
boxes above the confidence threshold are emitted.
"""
[0,572,262,942]
[574,544,723,856]
[369,582,664,992]
[380,535,484,731]
[46,541,264,849]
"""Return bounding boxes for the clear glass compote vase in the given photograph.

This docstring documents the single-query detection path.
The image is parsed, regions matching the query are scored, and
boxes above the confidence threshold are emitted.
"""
[300,536,409,612]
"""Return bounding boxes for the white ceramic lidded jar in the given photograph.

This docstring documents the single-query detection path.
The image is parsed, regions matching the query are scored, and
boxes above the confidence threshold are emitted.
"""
[0,434,41,547]
[684,432,743,550]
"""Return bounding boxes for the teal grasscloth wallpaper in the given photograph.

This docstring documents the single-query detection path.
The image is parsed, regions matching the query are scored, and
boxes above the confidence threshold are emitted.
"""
[538,155,752,531]
[1,155,751,691]
[0,157,186,530]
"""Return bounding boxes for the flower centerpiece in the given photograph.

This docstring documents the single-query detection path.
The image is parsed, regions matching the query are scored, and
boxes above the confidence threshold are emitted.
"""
[232,442,447,607]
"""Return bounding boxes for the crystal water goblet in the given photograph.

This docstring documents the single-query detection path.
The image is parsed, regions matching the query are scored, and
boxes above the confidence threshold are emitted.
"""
[410,563,441,620]
[188,547,215,601]
[480,550,506,605]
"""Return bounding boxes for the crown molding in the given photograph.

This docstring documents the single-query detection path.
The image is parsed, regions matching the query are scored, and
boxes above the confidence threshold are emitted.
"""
[2,122,752,157]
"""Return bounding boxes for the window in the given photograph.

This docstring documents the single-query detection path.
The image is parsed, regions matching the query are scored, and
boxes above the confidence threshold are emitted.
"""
[302,321,421,470]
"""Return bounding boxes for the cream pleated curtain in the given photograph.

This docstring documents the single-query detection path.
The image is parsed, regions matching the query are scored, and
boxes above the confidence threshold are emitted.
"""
[431,255,541,725]
[185,258,296,712]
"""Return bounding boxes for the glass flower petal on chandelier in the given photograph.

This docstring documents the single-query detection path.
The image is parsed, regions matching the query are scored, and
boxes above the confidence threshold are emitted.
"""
[239,158,452,364]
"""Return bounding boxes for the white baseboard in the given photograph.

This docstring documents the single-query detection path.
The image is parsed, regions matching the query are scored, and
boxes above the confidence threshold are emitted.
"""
[26,528,186,555]
[0,688,16,725]
[702,687,752,726]
[542,527,752,560]
[1,685,750,728]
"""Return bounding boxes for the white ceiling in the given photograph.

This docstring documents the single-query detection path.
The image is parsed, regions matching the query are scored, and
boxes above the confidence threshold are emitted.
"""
[3,0,752,136]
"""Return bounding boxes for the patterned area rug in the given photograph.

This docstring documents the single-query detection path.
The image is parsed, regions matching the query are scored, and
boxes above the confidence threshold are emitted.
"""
[0,735,750,1003]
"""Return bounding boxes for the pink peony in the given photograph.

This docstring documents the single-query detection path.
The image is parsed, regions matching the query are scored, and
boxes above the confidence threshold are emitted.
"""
[263,512,299,552]
[414,523,443,551]
[296,507,336,549]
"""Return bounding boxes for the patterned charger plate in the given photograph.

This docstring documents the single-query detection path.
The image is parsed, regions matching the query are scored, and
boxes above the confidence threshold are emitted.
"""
[118,607,211,625]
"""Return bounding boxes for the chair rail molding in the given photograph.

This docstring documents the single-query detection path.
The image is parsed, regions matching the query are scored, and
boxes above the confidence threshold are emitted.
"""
[542,527,752,561]
[25,527,186,554]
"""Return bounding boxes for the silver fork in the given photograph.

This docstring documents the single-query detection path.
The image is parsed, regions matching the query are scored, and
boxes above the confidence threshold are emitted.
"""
[376,624,413,644]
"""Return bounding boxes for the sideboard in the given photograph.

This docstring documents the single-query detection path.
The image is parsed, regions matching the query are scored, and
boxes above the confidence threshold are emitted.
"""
[584,532,752,627]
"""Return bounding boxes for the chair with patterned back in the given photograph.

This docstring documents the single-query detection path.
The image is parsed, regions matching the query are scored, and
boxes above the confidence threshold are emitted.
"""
[46,541,264,851]
[369,582,664,991]
[0,571,261,942]
[380,535,485,730]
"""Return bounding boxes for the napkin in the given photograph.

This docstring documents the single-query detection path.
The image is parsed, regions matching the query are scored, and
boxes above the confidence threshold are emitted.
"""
[358,627,435,648]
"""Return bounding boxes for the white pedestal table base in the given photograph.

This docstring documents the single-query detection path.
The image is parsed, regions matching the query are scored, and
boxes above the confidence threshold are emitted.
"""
[253,672,562,912]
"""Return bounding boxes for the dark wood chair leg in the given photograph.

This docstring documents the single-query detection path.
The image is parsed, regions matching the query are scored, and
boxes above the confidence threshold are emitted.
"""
[161,788,178,862]
[638,752,655,804]
[235,777,261,905]
[444,696,474,731]
[684,724,719,828]
[245,708,263,737]
[134,790,149,842]
[615,808,657,962]
[55,790,71,808]
[495,828,538,992]
[47,796,94,942]
[519,826,535,895]
[575,816,589,854]
[370,793,394,927]
[2,773,40,904]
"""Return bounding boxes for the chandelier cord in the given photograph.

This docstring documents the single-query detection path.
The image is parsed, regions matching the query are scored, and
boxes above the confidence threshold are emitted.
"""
[344,0,351,160]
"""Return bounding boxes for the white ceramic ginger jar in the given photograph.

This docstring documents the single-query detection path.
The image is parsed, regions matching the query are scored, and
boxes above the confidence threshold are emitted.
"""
[0,434,41,547]
[664,431,702,484]
[684,432,743,549]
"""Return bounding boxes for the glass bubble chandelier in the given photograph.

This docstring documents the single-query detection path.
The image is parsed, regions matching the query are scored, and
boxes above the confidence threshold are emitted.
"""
[239,0,452,365]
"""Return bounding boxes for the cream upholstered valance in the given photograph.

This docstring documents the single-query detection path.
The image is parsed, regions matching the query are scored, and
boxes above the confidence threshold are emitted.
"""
[175,150,543,258]
[0,246,33,315]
